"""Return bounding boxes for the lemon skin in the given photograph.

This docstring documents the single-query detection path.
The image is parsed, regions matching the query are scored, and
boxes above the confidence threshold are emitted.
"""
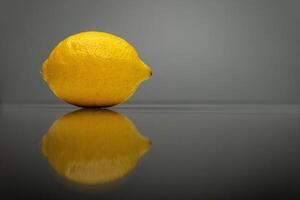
[42,32,152,107]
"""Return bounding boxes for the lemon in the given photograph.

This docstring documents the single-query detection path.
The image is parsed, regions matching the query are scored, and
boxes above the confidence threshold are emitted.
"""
[42,31,152,107]
[41,109,151,185]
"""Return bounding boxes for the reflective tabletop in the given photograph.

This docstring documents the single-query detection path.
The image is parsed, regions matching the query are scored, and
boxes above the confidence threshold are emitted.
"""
[1,105,300,199]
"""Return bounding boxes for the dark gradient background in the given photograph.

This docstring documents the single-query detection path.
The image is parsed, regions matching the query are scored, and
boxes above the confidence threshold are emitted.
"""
[1,1,300,200]
[1,0,300,104]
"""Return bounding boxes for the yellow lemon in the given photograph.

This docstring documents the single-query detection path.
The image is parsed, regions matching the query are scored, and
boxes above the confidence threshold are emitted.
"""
[41,109,151,185]
[42,31,152,107]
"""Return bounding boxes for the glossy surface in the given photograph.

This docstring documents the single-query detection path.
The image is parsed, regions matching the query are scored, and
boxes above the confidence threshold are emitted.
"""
[42,109,150,185]
[1,105,300,199]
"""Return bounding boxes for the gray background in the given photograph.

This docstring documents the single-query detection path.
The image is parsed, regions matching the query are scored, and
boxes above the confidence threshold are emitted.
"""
[1,0,300,105]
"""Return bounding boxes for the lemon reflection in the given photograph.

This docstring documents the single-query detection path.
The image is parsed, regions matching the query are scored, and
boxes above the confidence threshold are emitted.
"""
[41,109,150,185]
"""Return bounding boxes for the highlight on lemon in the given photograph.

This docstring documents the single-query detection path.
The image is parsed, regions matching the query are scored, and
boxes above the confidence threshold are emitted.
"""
[42,31,152,107]
[41,109,151,185]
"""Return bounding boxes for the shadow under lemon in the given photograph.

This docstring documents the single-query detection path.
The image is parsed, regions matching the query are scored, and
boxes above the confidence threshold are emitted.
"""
[41,109,151,185]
